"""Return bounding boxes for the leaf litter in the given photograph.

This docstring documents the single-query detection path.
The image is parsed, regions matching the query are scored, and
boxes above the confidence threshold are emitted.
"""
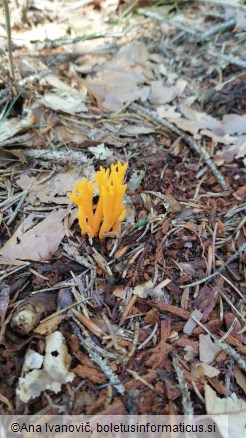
[0,0,245,424]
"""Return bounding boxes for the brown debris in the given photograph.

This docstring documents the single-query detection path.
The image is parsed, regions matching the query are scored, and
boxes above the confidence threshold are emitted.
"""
[224,312,243,342]
[148,300,191,320]
[192,286,219,322]
[73,364,106,384]
[145,340,172,369]
[99,398,127,415]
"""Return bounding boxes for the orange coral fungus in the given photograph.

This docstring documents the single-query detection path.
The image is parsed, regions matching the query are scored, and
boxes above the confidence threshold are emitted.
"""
[69,161,128,239]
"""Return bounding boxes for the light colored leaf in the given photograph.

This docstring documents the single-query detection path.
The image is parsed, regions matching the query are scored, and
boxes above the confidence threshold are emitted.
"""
[0,112,35,143]
[199,334,222,364]
[40,90,87,114]
[183,309,203,335]
[17,331,75,403]
[22,349,44,372]
[88,143,113,160]
[133,279,154,298]
[191,362,220,378]
[205,384,246,437]
[0,209,66,261]
[16,166,94,205]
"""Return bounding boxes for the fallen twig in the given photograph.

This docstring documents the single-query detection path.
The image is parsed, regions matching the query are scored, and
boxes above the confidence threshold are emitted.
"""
[137,8,197,37]
[190,0,246,11]
[23,148,89,166]
[199,17,236,42]
[31,32,124,49]
[3,0,16,86]
[219,54,246,69]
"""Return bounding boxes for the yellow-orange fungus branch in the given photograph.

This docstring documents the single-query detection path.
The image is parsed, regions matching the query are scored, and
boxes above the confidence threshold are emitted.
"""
[69,161,128,239]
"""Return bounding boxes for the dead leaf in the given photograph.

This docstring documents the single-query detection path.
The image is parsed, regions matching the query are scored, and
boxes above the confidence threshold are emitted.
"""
[88,143,113,160]
[40,89,88,114]
[199,334,222,364]
[86,69,150,111]
[22,349,44,372]
[34,315,64,335]
[183,309,203,335]
[0,209,66,261]
[120,125,155,136]
[215,140,246,164]
[128,170,145,192]
[179,262,197,276]
[17,331,75,403]
[16,166,94,205]
[0,112,35,142]
[191,362,220,378]
[133,279,154,298]
[164,194,182,213]
[205,384,246,437]
[221,114,246,135]
[149,81,178,105]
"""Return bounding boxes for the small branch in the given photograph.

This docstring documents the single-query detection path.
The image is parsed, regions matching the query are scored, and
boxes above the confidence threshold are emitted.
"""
[137,8,197,37]
[138,8,237,44]
[130,102,227,190]
[190,0,246,11]
[220,54,246,69]
[199,17,236,42]
[23,148,90,166]
[29,32,124,49]
[3,0,16,86]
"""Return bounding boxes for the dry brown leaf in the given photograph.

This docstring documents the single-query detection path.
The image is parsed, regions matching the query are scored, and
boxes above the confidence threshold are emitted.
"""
[149,81,178,105]
[104,41,150,69]
[215,140,246,164]
[179,262,197,276]
[34,315,64,336]
[149,79,187,105]
[86,69,150,111]
[120,125,155,136]
[221,114,246,135]
[16,166,94,205]
[0,209,66,261]
[133,279,154,298]
[88,143,113,160]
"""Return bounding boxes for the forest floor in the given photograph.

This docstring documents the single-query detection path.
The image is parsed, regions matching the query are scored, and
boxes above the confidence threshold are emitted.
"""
[0,0,246,420]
